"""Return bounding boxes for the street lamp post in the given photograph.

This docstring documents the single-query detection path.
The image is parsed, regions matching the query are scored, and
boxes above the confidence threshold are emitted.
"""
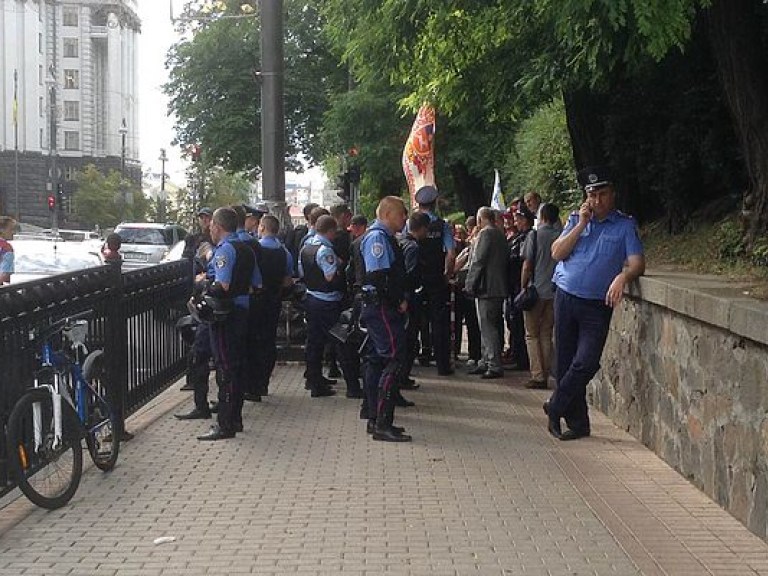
[118,118,128,221]
[46,71,59,234]
[159,148,168,223]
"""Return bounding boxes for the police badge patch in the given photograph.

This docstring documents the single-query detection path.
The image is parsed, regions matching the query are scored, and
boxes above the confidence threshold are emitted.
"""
[371,242,384,258]
[325,254,335,264]
[215,256,227,269]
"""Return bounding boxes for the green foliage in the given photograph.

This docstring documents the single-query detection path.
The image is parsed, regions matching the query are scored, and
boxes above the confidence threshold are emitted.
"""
[504,98,578,210]
[164,0,347,173]
[714,219,746,260]
[73,165,145,228]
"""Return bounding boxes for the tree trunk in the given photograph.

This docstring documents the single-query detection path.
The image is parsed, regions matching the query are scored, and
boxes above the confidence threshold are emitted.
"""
[707,0,768,244]
[562,88,609,170]
[450,162,486,216]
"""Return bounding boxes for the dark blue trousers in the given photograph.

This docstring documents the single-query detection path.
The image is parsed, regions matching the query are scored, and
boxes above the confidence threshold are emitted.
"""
[550,289,613,433]
[250,294,282,395]
[361,303,406,425]
[210,311,248,433]
[304,295,342,386]
[190,323,212,413]
[423,284,451,374]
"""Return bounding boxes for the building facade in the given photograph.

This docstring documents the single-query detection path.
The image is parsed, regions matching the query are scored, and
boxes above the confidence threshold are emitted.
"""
[0,0,140,225]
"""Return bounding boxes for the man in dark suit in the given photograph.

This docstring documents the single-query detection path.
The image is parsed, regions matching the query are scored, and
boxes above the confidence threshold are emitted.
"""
[465,207,509,379]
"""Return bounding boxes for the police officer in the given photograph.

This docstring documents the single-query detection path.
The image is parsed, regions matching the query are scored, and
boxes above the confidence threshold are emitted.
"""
[400,212,430,389]
[198,207,257,441]
[298,214,344,397]
[546,166,645,441]
[414,185,456,375]
[252,214,293,396]
[359,196,411,442]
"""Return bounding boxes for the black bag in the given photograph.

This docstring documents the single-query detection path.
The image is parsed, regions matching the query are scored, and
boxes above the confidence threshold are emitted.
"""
[514,285,539,311]
[513,230,539,312]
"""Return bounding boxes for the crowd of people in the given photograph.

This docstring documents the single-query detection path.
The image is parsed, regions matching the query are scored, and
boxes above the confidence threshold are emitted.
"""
[172,164,645,444]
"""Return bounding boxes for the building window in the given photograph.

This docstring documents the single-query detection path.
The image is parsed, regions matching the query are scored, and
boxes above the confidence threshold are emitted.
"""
[64,69,79,89]
[63,167,77,181]
[63,8,78,27]
[39,65,43,86]
[63,38,78,58]
[40,97,45,118]
[40,129,44,149]
[39,33,43,54]
[64,101,80,121]
[64,131,80,151]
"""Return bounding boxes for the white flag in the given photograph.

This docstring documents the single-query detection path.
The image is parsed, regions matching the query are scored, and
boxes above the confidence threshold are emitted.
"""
[490,169,505,210]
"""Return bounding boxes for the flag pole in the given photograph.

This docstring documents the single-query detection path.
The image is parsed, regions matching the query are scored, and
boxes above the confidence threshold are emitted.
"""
[13,69,19,221]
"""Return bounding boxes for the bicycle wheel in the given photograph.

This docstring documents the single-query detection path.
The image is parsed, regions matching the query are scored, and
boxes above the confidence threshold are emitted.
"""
[83,385,120,471]
[81,351,120,471]
[6,388,84,510]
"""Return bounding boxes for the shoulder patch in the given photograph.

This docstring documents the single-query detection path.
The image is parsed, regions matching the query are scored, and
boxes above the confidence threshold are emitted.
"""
[371,242,385,258]
[215,255,227,269]
[325,254,336,264]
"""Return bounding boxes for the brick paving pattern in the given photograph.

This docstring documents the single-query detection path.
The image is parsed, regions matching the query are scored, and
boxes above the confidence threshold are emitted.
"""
[1,363,768,575]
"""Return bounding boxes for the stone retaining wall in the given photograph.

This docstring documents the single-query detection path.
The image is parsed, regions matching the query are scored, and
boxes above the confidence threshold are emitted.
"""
[592,271,768,539]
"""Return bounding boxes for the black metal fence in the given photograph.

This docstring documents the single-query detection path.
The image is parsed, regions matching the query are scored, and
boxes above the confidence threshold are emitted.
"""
[0,261,192,497]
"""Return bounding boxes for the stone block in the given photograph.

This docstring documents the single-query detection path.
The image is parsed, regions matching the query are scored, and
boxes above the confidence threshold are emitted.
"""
[730,300,768,346]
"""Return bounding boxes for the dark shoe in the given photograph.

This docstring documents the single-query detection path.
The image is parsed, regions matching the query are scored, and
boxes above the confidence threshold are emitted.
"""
[119,430,135,442]
[481,370,503,380]
[320,376,337,387]
[437,368,455,376]
[327,365,342,378]
[175,408,212,420]
[346,389,364,399]
[234,422,244,433]
[367,420,405,435]
[243,393,262,403]
[526,379,548,389]
[542,401,550,416]
[372,427,412,442]
[311,387,337,398]
[467,365,486,375]
[304,380,311,390]
[400,378,420,390]
[560,429,590,441]
[197,425,236,441]
[395,395,415,408]
[180,382,194,391]
[418,357,432,367]
[547,416,562,439]
[209,402,219,414]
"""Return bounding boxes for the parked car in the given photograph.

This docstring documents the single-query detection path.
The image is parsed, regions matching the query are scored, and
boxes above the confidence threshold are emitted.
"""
[9,239,102,284]
[113,223,187,267]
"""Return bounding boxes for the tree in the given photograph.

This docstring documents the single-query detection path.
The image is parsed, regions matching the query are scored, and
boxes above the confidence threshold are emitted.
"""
[164,0,347,174]
[73,165,146,228]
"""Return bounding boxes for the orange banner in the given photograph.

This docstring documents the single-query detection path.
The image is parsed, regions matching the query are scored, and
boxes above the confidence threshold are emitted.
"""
[402,105,436,206]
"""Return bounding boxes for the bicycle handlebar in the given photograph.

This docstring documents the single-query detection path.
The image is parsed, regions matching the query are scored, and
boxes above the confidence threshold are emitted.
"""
[34,310,95,344]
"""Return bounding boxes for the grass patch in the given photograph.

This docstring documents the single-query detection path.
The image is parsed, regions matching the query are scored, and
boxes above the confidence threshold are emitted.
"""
[642,215,768,299]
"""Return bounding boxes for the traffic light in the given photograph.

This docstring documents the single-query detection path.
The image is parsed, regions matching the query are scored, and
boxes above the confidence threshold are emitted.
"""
[335,172,351,201]
[56,183,65,211]
[47,195,56,211]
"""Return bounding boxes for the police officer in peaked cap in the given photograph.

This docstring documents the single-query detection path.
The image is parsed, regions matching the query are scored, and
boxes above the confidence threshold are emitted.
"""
[413,185,456,376]
[545,166,645,441]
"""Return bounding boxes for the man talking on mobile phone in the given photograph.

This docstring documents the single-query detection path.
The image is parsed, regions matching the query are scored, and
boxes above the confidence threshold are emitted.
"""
[545,166,645,441]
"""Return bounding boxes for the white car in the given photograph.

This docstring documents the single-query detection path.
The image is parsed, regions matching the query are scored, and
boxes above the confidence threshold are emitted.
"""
[8,239,103,284]
[114,223,187,267]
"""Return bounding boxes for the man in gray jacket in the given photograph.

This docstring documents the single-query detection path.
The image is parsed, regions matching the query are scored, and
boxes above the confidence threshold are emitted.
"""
[465,207,509,379]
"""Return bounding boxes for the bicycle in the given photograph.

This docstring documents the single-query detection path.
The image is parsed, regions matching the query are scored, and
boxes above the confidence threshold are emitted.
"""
[5,310,120,509]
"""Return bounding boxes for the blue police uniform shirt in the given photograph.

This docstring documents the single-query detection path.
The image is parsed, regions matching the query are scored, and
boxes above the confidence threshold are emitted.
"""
[211,233,255,309]
[552,210,644,300]
[361,222,395,288]
[236,228,252,242]
[0,237,14,276]
[299,234,342,302]
[260,235,294,276]
[300,228,316,250]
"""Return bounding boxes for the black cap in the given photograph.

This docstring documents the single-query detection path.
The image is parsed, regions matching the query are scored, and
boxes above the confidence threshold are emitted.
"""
[415,185,439,205]
[350,214,368,227]
[197,207,213,217]
[514,207,535,222]
[577,165,612,192]
[243,203,268,218]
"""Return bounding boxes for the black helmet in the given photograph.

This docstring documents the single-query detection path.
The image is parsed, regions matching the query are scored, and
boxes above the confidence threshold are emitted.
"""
[187,293,233,324]
[175,314,198,345]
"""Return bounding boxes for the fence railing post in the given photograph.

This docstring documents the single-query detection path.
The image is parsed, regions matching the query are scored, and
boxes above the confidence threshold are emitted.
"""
[104,264,129,437]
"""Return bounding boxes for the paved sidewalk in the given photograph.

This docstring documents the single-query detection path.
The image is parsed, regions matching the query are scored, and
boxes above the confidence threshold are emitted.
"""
[2,364,768,575]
